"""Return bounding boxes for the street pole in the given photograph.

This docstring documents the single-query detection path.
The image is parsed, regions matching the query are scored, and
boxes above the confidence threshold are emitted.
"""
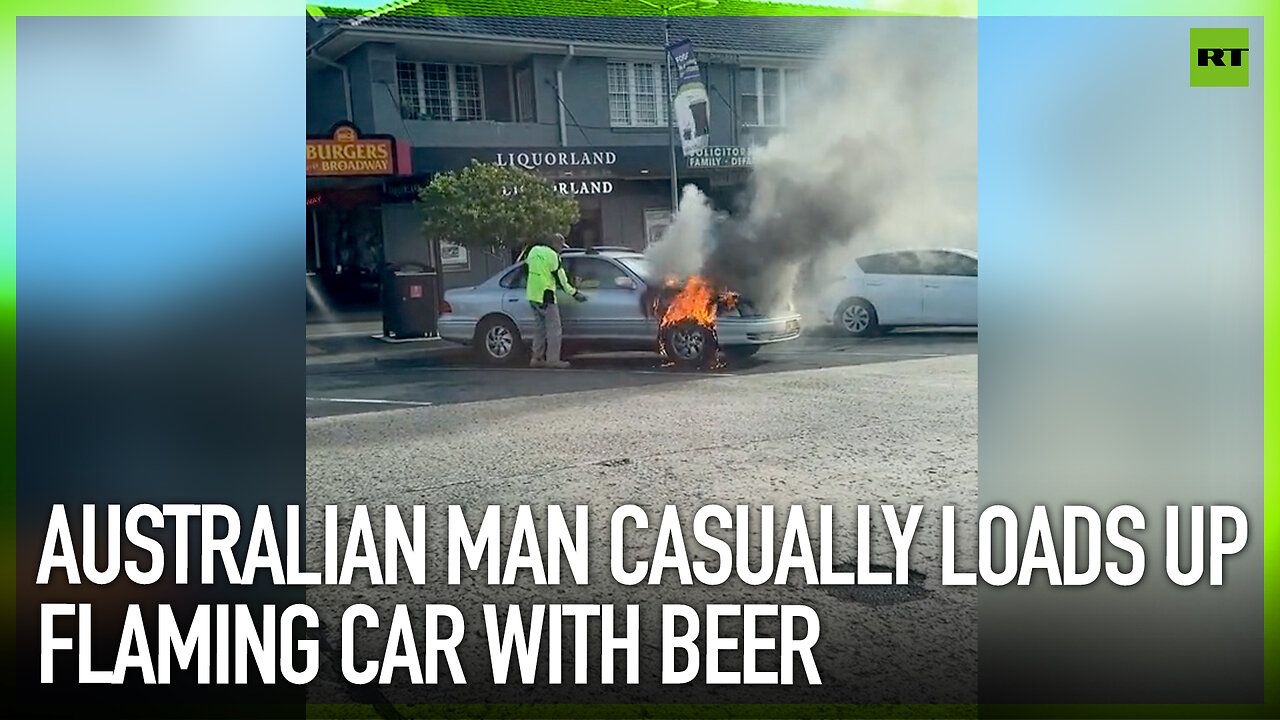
[640,0,716,215]
[665,11,679,215]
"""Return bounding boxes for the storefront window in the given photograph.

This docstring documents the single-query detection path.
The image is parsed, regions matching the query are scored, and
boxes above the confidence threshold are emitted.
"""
[311,201,385,308]
[644,207,672,247]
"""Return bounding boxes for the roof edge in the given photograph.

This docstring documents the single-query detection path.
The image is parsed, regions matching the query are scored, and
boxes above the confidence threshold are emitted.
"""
[338,0,896,21]
[339,24,825,59]
[348,0,420,27]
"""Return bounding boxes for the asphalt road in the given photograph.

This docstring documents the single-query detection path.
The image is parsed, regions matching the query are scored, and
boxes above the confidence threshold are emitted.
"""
[304,347,979,705]
[306,328,976,419]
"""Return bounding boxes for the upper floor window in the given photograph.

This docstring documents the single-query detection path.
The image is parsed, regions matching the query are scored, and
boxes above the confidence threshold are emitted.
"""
[738,67,792,126]
[515,67,536,123]
[608,60,675,128]
[397,61,485,121]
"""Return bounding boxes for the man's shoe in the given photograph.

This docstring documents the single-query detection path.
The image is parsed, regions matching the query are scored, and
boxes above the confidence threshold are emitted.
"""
[529,358,545,368]
[545,360,570,369]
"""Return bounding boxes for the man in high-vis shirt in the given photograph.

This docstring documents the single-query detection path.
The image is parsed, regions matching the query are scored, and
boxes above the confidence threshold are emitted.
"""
[521,233,586,368]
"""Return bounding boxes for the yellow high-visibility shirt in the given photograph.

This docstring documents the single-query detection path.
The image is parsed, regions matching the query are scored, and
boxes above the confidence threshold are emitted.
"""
[524,245,575,304]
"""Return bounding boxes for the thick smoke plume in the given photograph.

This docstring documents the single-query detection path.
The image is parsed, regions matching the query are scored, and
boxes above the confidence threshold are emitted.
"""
[645,18,977,316]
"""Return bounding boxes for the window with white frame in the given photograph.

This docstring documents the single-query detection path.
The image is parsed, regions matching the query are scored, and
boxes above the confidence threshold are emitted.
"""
[607,60,676,128]
[738,67,791,126]
[396,61,485,121]
[515,67,535,122]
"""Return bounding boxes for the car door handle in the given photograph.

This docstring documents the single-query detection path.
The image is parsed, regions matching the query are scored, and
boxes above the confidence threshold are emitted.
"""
[866,280,883,286]
[507,298,520,302]
[923,283,940,288]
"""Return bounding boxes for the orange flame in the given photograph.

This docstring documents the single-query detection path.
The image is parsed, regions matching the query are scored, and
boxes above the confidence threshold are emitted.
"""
[654,277,739,368]
[659,276,718,330]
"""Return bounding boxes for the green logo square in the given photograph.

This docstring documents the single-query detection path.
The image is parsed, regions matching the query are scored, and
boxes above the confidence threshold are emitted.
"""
[1190,28,1249,87]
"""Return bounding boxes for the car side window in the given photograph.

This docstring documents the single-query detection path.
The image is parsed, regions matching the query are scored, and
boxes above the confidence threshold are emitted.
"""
[500,265,527,289]
[564,258,633,290]
[951,253,977,277]
[855,253,894,275]
[919,251,977,277]
[889,252,923,275]
[857,252,924,275]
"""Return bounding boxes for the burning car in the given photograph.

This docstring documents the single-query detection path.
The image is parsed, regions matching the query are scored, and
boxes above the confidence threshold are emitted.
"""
[438,248,803,368]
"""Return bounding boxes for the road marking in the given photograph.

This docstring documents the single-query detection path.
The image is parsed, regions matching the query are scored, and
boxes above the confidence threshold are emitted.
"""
[305,397,435,406]
[763,350,952,357]
[350,366,738,377]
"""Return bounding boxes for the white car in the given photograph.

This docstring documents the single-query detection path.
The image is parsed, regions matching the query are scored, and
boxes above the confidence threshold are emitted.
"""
[818,248,977,337]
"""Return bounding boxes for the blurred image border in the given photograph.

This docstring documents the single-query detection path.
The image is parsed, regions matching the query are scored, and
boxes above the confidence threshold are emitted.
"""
[2,0,1276,718]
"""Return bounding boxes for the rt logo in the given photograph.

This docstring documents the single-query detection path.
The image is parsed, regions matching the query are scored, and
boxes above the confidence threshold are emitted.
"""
[1190,28,1249,87]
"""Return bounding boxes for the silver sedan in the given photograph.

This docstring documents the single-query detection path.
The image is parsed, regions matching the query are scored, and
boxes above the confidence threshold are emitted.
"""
[438,249,802,366]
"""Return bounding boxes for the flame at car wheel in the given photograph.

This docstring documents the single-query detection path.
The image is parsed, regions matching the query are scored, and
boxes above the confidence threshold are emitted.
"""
[652,276,739,367]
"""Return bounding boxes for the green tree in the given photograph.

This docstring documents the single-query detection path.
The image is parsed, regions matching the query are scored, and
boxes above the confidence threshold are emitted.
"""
[416,160,580,257]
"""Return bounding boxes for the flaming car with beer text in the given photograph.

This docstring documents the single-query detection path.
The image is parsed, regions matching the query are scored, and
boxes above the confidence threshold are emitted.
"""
[438,248,803,368]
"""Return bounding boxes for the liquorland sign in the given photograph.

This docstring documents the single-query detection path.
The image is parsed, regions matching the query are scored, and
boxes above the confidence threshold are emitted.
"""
[494,150,618,170]
[411,147,670,189]
[502,180,615,196]
[496,151,618,194]
[307,123,396,177]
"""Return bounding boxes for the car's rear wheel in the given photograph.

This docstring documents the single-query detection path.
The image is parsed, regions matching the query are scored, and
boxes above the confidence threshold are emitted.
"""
[476,316,526,366]
[663,321,718,368]
[836,298,879,337]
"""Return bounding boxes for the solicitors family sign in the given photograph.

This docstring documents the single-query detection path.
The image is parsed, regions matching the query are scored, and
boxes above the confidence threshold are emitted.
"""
[684,145,755,169]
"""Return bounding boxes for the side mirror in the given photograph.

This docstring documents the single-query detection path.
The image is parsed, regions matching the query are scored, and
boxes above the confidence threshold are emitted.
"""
[615,276,637,290]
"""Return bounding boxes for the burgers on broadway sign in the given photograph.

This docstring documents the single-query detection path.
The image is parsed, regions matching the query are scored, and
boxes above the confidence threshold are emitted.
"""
[306,123,396,177]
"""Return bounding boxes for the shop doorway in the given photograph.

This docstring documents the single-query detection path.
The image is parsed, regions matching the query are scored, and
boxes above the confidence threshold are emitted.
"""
[568,197,603,249]
[307,187,385,313]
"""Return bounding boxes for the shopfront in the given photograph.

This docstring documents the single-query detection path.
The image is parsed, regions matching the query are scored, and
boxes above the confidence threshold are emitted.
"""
[305,123,411,312]
[379,146,674,291]
[347,144,757,295]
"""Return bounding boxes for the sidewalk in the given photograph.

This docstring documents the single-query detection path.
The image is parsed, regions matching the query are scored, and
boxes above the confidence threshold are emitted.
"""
[306,317,466,370]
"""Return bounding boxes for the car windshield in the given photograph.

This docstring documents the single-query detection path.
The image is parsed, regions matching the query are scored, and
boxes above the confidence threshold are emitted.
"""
[616,256,652,281]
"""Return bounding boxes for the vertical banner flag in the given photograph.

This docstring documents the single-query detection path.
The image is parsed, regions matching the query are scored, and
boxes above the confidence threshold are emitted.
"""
[667,39,710,156]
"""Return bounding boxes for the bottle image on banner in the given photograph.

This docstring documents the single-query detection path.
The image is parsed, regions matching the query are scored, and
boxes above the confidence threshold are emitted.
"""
[690,99,710,137]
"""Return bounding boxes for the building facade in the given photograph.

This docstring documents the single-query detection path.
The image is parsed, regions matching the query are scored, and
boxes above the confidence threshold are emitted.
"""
[305,2,855,307]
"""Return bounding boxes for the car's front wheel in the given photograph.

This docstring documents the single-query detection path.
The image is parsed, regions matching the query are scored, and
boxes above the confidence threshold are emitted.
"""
[475,315,526,366]
[663,321,718,368]
[836,298,879,337]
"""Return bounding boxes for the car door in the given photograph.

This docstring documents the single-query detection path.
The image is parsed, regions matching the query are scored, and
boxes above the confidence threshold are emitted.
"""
[561,256,646,341]
[920,251,978,325]
[855,252,924,325]
[498,264,537,337]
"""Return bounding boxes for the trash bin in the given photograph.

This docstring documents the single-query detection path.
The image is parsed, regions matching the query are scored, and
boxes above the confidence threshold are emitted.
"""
[381,261,439,338]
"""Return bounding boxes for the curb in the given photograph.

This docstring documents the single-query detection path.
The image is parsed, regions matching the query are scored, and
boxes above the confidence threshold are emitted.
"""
[306,345,471,373]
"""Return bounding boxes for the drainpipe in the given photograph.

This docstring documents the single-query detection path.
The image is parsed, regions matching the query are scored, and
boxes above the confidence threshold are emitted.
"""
[556,44,576,146]
[309,50,353,123]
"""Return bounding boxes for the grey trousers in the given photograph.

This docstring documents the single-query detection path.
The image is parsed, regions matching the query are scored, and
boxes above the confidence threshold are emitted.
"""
[530,301,563,362]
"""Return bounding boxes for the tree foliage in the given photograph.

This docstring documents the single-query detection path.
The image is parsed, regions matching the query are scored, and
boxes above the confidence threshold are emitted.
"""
[416,161,581,254]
